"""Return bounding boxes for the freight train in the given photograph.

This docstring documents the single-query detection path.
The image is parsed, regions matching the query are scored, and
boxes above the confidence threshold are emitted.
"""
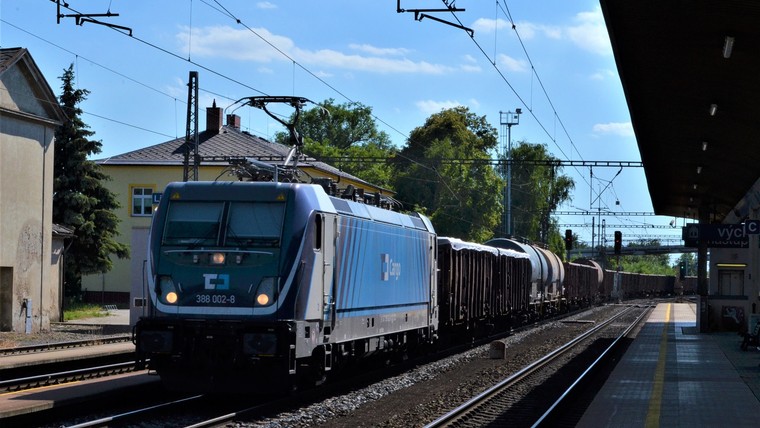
[134,180,674,393]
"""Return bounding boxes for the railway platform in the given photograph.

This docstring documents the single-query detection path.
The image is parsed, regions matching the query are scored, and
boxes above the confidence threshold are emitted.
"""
[0,310,140,421]
[578,302,760,427]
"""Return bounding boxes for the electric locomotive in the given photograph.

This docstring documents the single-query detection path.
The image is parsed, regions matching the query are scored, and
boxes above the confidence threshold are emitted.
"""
[135,181,438,392]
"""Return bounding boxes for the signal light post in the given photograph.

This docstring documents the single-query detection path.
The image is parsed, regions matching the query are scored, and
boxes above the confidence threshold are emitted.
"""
[614,230,622,302]
[500,109,521,236]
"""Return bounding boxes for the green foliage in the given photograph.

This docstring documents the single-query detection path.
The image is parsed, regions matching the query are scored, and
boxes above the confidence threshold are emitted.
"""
[602,239,676,275]
[63,303,107,321]
[275,99,396,187]
[504,141,574,246]
[392,107,502,241]
[53,65,129,298]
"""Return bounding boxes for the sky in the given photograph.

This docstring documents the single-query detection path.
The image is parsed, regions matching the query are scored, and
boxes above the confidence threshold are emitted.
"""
[1,0,687,250]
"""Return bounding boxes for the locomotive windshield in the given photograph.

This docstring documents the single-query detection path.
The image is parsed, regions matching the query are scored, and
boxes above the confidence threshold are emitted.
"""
[162,202,224,246]
[161,200,285,248]
[224,202,285,247]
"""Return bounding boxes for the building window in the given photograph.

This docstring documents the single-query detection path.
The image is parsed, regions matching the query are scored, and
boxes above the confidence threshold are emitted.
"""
[132,187,154,216]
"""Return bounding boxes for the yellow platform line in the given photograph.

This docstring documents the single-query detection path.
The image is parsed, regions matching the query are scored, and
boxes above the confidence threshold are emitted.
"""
[645,303,671,427]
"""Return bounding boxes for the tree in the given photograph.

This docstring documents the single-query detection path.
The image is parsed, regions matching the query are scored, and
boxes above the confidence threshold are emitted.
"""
[392,107,503,242]
[53,65,129,298]
[505,141,574,255]
[275,99,396,188]
[600,239,674,275]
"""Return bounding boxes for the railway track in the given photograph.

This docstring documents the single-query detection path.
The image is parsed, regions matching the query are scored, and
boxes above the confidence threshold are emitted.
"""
[0,360,142,393]
[3,304,654,428]
[425,305,651,427]
[0,335,132,357]
[0,337,137,393]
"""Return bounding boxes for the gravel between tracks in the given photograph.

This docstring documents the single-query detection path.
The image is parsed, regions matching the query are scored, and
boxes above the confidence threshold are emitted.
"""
[237,304,633,428]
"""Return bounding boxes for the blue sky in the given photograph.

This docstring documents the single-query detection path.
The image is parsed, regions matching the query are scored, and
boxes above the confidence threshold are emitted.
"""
[1,0,686,248]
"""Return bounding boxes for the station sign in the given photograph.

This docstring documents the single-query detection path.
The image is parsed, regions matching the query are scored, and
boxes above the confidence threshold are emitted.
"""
[682,220,760,248]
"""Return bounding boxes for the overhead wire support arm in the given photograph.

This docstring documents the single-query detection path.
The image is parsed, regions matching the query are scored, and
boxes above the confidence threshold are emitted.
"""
[396,1,473,37]
[54,0,133,36]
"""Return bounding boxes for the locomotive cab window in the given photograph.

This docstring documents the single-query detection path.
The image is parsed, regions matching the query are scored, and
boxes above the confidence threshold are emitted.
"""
[163,202,224,246]
[314,214,322,251]
[224,202,285,247]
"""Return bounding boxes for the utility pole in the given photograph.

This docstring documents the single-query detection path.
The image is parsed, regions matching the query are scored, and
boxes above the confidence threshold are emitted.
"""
[182,71,200,182]
[500,109,521,236]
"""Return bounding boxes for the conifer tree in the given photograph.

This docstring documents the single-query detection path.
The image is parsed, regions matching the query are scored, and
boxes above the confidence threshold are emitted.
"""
[53,64,129,299]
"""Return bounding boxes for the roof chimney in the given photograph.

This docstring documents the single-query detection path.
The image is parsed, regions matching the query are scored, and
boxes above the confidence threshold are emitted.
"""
[206,100,223,133]
[226,114,241,130]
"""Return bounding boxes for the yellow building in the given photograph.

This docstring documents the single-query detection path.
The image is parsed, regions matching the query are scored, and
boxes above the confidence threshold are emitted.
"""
[84,103,391,318]
[0,47,67,332]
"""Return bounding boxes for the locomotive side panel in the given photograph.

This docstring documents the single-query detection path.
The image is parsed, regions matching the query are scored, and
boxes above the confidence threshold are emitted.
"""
[329,215,434,346]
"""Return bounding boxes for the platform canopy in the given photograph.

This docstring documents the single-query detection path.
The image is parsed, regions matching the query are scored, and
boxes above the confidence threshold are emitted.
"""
[601,0,760,223]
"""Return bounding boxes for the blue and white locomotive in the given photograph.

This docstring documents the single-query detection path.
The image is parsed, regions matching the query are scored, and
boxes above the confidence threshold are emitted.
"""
[135,181,438,392]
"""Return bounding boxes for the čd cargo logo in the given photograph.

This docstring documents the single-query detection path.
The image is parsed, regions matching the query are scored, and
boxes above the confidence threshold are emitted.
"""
[203,273,230,290]
[380,254,401,281]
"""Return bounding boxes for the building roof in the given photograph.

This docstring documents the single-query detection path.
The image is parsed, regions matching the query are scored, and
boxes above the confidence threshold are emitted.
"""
[601,1,760,222]
[52,224,75,238]
[96,115,385,192]
[0,47,66,125]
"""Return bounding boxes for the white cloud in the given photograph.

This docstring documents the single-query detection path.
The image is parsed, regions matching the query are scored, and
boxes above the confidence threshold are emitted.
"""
[515,21,562,40]
[471,18,561,40]
[416,100,463,115]
[504,8,610,56]
[590,69,616,80]
[566,7,612,55]
[459,55,481,72]
[257,2,276,9]
[472,18,509,33]
[348,43,411,56]
[593,122,634,137]
[165,77,186,98]
[497,54,528,72]
[460,64,481,72]
[177,25,294,62]
[298,49,452,74]
[178,26,453,74]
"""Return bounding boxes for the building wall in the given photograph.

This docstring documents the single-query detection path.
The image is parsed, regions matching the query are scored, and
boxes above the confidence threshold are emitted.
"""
[708,244,760,332]
[81,165,245,302]
[0,113,56,332]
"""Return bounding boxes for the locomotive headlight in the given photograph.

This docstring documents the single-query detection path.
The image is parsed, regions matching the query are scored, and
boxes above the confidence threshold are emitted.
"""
[254,277,276,307]
[159,276,179,305]
[256,293,269,306]
[210,252,226,265]
[166,291,178,304]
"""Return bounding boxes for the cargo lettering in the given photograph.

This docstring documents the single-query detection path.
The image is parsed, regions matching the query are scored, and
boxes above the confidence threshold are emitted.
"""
[380,254,401,281]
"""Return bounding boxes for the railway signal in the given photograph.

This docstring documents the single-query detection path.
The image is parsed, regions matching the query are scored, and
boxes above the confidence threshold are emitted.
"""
[614,231,622,255]
[565,229,573,250]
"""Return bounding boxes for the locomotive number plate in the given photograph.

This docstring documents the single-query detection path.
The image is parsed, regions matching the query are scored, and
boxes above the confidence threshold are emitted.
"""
[195,294,236,304]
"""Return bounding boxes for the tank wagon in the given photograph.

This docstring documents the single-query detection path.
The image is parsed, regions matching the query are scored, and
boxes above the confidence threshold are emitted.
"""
[484,238,565,315]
